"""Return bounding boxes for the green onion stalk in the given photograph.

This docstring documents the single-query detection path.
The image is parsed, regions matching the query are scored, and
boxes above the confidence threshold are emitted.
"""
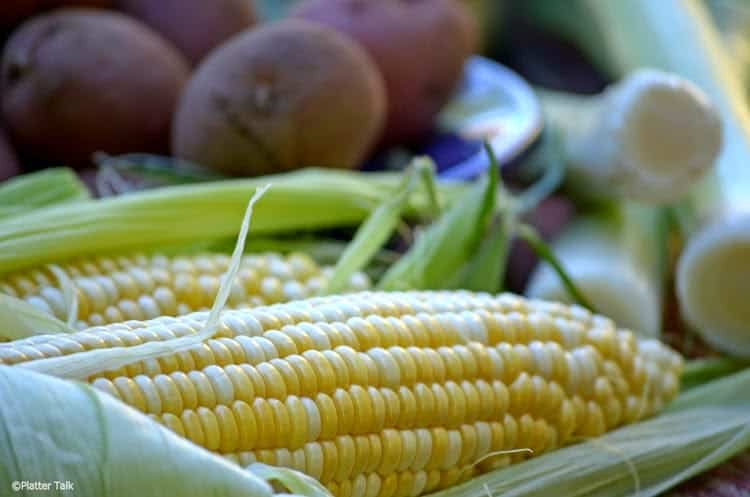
[526,203,668,336]
[521,0,750,352]
[526,68,720,337]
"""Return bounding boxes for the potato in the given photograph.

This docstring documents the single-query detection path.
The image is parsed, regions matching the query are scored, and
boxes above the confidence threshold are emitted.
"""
[293,0,477,146]
[116,0,257,65]
[172,19,386,176]
[0,125,20,180]
[1,9,189,167]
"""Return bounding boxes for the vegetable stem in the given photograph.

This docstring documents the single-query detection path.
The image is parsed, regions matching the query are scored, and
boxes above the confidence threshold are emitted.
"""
[524,0,750,352]
[540,70,722,204]
[518,224,596,312]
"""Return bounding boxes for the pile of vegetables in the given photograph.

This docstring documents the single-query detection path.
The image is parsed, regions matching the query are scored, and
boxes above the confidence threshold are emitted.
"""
[1,0,750,496]
[0,0,476,175]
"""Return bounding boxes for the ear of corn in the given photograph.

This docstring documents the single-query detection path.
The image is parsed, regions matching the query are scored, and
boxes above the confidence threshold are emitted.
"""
[0,252,371,332]
[3,291,682,497]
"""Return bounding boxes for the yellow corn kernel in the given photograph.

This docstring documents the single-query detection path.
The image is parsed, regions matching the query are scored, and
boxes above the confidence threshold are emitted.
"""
[0,252,370,331]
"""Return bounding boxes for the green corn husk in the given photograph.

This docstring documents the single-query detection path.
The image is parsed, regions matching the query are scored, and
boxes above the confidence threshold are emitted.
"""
[377,155,500,291]
[0,168,463,276]
[0,168,90,220]
[429,367,750,497]
[323,159,435,295]
[0,365,326,497]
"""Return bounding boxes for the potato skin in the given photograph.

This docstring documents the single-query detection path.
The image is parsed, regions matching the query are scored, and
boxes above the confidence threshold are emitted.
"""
[293,0,477,146]
[1,9,189,167]
[116,0,257,65]
[172,19,387,176]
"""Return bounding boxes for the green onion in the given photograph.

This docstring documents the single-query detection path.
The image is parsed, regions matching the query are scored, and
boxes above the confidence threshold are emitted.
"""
[524,0,750,354]
[540,69,721,204]
[526,203,668,337]
[525,69,719,336]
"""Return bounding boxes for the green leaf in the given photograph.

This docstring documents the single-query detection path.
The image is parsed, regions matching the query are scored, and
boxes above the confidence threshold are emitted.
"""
[322,160,432,295]
[448,215,510,293]
[517,224,597,312]
[377,149,499,291]
[680,357,750,391]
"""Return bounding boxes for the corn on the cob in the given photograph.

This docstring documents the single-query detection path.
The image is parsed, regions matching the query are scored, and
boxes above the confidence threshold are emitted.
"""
[2,291,682,496]
[0,252,370,330]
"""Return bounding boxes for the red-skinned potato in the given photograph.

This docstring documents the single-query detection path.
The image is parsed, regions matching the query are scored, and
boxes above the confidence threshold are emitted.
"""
[0,125,21,180]
[172,19,386,176]
[116,0,257,65]
[293,0,477,146]
[1,9,189,167]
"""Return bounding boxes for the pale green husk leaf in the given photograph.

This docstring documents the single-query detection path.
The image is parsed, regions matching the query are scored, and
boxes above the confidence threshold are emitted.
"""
[0,293,75,340]
[0,365,320,497]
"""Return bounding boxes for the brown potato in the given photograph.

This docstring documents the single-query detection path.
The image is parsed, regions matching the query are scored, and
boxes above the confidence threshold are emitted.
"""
[1,9,189,167]
[116,0,257,65]
[293,0,477,146]
[172,19,387,176]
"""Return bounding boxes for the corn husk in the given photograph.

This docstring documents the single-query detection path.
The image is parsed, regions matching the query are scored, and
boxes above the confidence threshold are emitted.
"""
[0,365,324,497]
[0,168,89,220]
[0,168,463,276]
